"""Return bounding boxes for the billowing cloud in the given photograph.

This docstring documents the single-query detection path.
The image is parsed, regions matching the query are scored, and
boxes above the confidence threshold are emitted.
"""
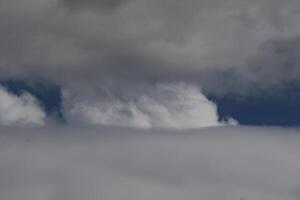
[0,87,45,125]
[63,82,237,128]
[0,0,300,94]
[0,126,300,200]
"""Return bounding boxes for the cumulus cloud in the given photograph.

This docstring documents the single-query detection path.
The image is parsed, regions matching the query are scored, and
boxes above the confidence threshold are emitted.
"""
[0,87,45,125]
[63,82,237,128]
[0,126,300,200]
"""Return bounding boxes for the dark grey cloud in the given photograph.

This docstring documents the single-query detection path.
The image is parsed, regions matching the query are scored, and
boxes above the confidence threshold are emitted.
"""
[0,126,300,199]
[61,0,131,12]
[0,0,299,90]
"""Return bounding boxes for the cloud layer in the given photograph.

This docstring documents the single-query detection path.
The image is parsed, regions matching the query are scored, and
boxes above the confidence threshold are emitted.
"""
[0,126,300,200]
[0,87,45,125]
[0,0,300,92]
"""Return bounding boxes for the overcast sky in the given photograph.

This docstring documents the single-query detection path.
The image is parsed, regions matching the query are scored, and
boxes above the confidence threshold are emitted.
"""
[0,0,300,199]
[1,0,300,88]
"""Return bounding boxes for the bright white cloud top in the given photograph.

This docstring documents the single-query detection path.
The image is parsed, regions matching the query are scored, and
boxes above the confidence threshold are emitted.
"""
[0,82,236,128]
[0,87,45,125]
[0,126,299,200]
[63,83,237,128]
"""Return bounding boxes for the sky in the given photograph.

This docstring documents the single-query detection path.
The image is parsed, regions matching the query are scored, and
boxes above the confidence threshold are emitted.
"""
[0,0,300,127]
[1,0,300,199]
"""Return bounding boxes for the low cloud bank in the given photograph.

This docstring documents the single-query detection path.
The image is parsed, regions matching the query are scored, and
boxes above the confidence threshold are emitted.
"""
[0,87,45,125]
[63,82,237,128]
[0,126,300,200]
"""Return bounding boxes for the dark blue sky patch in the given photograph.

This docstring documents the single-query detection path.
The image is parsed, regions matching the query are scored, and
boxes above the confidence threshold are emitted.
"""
[207,83,300,126]
[1,80,64,120]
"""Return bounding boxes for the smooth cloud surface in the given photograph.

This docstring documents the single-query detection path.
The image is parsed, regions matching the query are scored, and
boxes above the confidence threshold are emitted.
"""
[0,87,45,125]
[0,126,300,200]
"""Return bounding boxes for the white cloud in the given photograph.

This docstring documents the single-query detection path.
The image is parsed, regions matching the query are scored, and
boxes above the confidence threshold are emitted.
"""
[0,126,299,200]
[0,87,45,125]
[63,82,237,128]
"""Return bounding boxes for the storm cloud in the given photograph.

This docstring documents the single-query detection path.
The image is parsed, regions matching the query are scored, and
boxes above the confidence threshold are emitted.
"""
[1,0,300,89]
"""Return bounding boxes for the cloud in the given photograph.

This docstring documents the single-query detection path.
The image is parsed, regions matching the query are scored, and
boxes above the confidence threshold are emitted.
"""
[0,87,45,125]
[0,0,298,127]
[0,0,300,94]
[61,0,131,11]
[0,126,300,200]
[63,82,237,128]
